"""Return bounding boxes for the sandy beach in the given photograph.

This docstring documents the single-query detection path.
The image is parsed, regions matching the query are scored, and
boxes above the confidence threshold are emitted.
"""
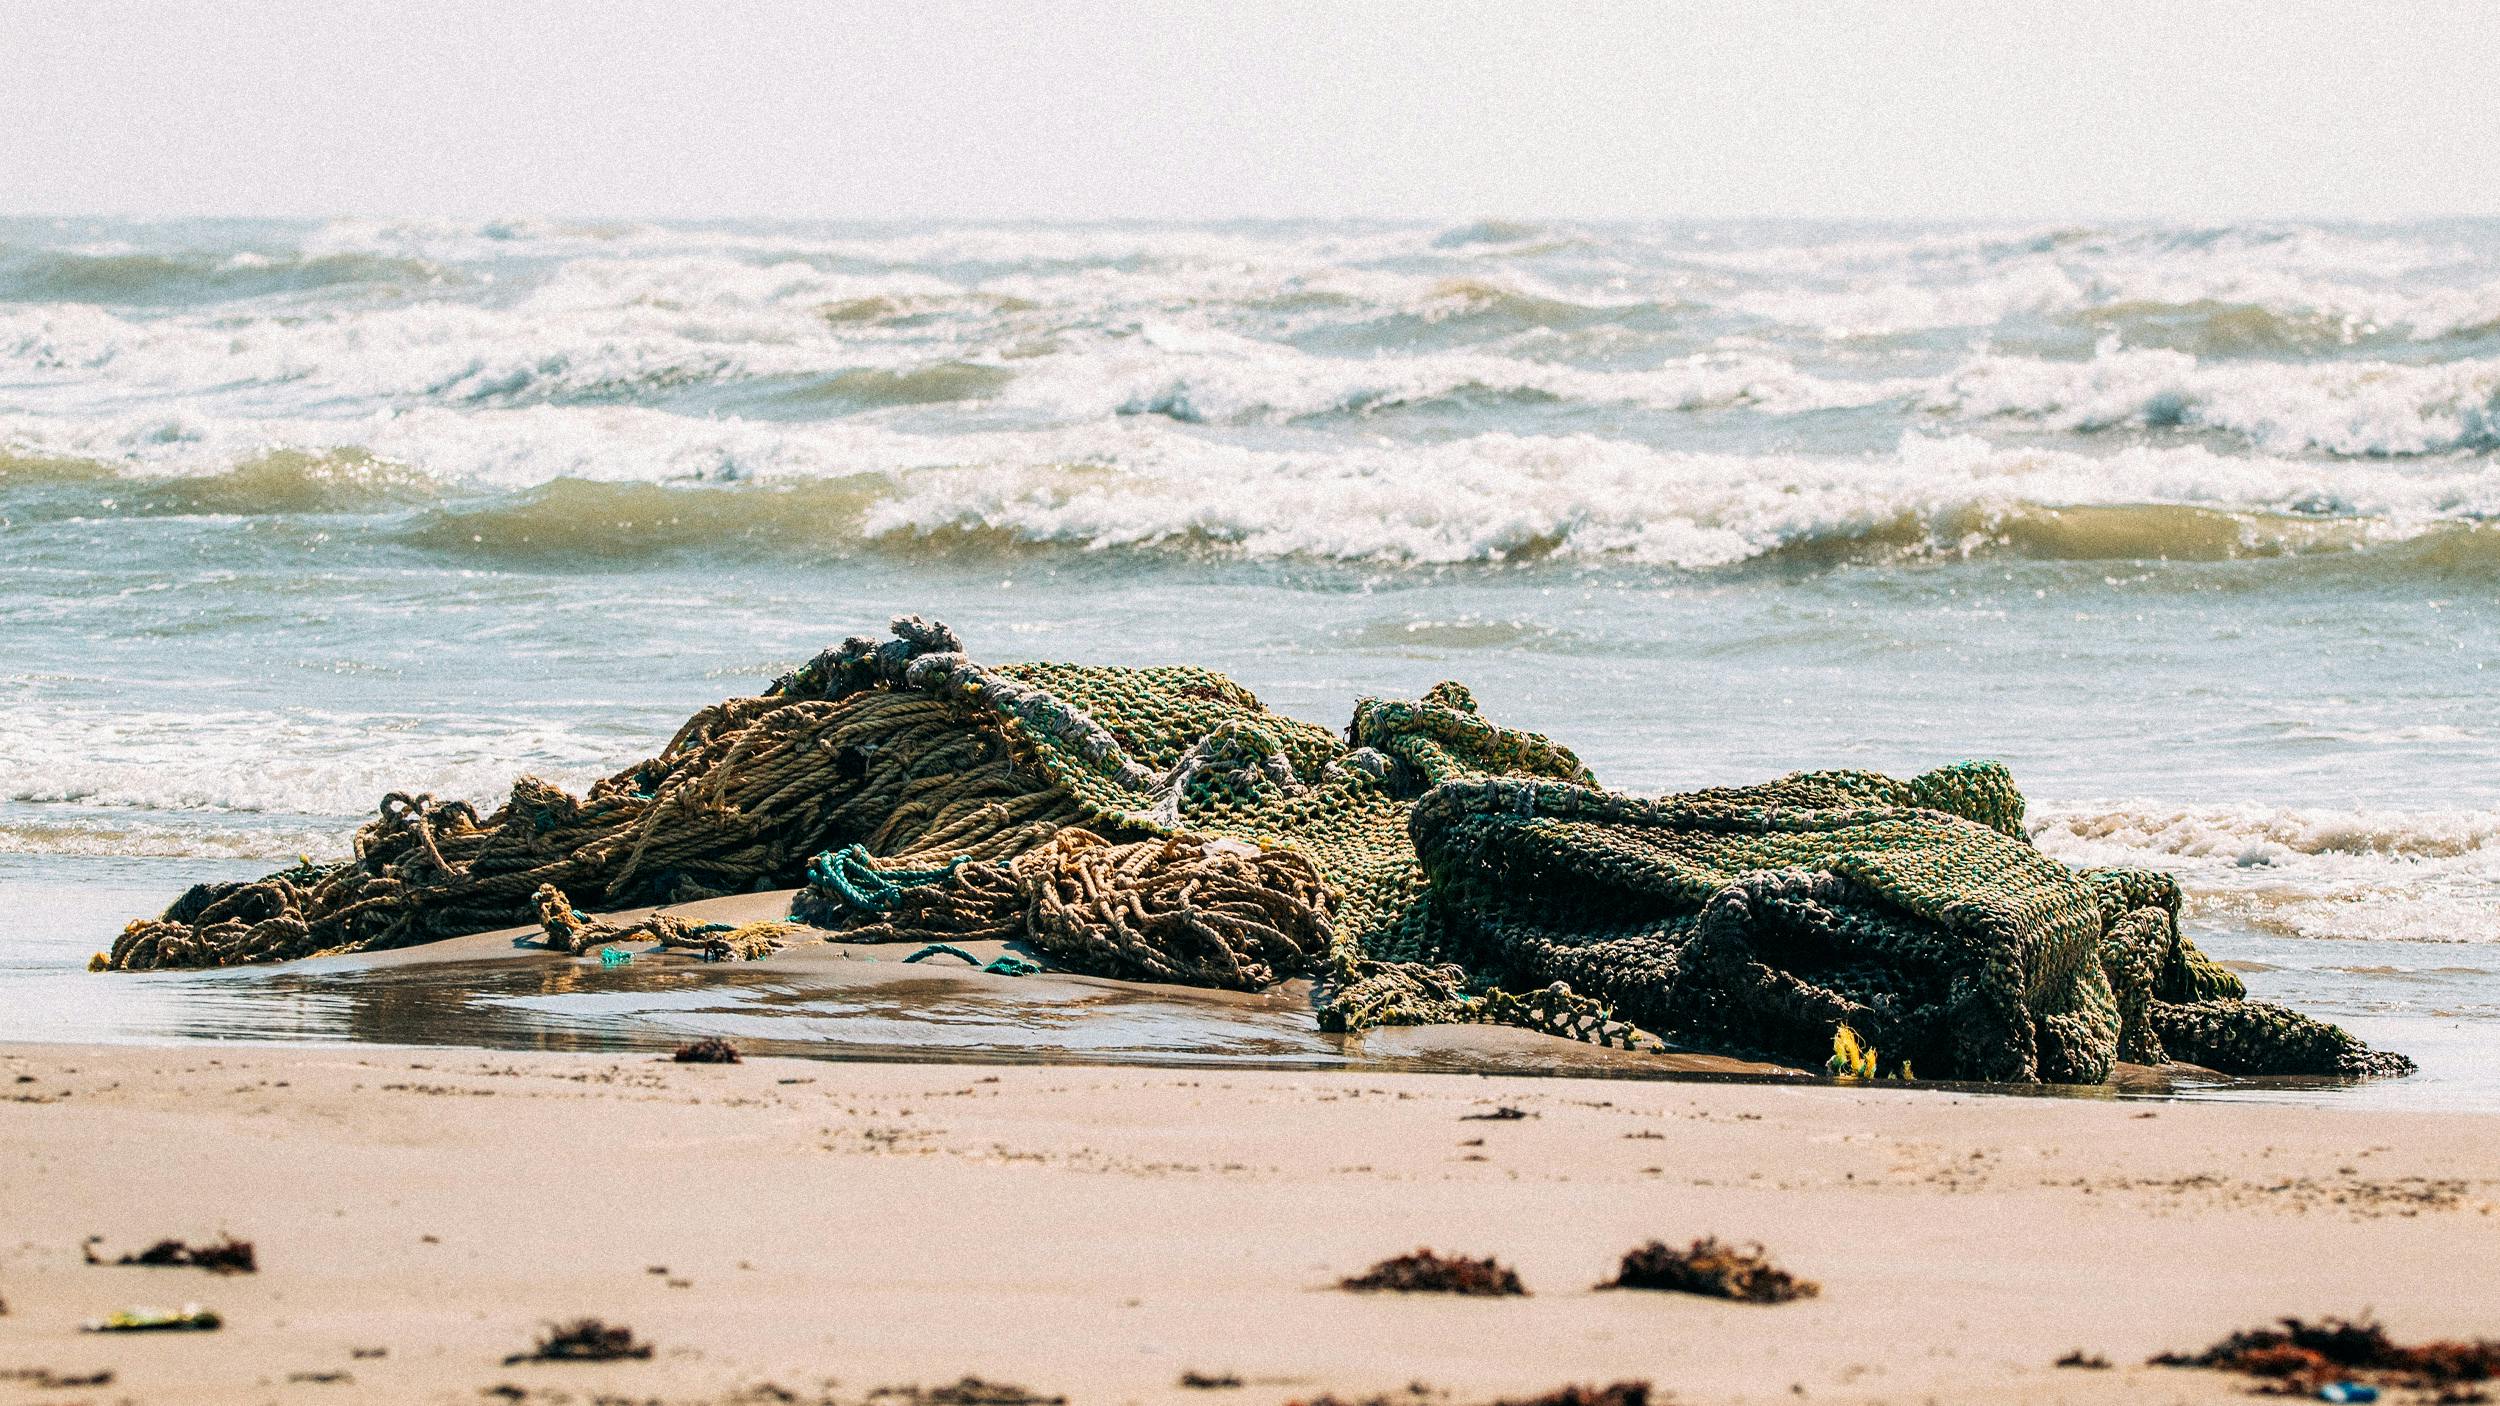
[4,1040,2493,1405]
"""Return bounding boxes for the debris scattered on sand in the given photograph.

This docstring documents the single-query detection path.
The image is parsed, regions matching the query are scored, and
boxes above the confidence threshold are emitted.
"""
[503,1318,656,1364]
[1284,1390,1435,1406]
[87,1236,258,1274]
[866,1377,1068,1405]
[1459,1106,1530,1121]
[1341,1249,1527,1296]
[2055,1350,2112,1369]
[3,1369,116,1388]
[672,1037,743,1065]
[1180,1371,1246,1389]
[1489,1385,1649,1406]
[1291,1385,1645,1406]
[83,1303,222,1332]
[1599,1238,1818,1304]
[2152,1316,2500,1394]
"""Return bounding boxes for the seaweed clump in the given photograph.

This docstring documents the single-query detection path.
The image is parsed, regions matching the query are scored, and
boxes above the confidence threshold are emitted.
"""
[2152,1317,2500,1394]
[504,1319,655,1364]
[1599,1238,1817,1304]
[90,1237,257,1274]
[867,1380,1067,1406]
[671,1037,743,1065]
[1291,1386,1647,1406]
[1340,1249,1526,1297]
[1491,1386,1649,1406]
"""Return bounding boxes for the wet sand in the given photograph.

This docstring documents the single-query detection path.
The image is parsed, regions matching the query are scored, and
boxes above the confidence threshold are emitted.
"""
[3,1041,2495,1405]
[32,886,1794,1081]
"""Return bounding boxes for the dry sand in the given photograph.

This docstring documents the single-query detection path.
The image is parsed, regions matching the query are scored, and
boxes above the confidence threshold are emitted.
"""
[3,1040,2494,1406]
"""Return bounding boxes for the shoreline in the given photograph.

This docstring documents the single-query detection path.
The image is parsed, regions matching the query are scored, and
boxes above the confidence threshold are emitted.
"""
[5,1041,2496,1405]
[12,874,2461,1106]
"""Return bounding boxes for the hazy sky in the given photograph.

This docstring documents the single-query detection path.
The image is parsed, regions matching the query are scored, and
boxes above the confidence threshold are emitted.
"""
[6,0,2496,222]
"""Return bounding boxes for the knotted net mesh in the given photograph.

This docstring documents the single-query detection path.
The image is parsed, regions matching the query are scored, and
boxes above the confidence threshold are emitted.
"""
[106,618,2408,1084]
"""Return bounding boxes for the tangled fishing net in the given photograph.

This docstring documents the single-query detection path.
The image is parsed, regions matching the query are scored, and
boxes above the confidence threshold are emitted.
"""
[104,617,2411,1084]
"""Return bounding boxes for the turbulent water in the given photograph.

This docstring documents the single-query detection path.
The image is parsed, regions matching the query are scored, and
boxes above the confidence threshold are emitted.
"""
[3,216,2495,1101]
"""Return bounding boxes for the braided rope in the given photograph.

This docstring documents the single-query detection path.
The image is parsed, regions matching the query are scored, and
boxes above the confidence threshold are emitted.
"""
[108,618,1061,970]
[824,830,1331,991]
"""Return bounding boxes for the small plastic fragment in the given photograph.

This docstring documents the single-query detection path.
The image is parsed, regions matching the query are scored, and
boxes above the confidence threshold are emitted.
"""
[84,1303,222,1332]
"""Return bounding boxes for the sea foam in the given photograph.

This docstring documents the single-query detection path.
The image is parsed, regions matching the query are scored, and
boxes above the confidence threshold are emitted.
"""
[2035,801,2500,946]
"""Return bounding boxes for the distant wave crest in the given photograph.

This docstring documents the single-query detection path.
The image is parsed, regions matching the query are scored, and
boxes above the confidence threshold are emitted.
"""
[9,420,2495,572]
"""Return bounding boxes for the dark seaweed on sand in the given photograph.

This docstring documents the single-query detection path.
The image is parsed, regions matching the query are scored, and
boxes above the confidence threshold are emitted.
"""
[1292,1385,1647,1406]
[89,1236,258,1274]
[3,1370,115,1389]
[504,1318,655,1364]
[1599,1238,1817,1304]
[1340,1249,1526,1296]
[1494,1387,1648,1406]
[2153,1316,2500,1392]
[672,1037,743,1064]
[867,1378,1067,1406]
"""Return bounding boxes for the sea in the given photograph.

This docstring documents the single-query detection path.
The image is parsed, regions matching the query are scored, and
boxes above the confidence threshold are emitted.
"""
[2,216,2494,1104]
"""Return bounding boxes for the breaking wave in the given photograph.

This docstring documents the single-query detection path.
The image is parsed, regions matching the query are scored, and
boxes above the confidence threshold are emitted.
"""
[2034,802,2500,946]
[1936,345,2500,456]
[10,215,2500,464]
[10,419,2494,572]
[0,812,341,863]
[0,247,449,304]
[0,707,614,824]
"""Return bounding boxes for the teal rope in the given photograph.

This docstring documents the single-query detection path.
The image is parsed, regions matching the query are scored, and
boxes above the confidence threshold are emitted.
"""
[804,845,966,915]
[901,943,1042,977]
